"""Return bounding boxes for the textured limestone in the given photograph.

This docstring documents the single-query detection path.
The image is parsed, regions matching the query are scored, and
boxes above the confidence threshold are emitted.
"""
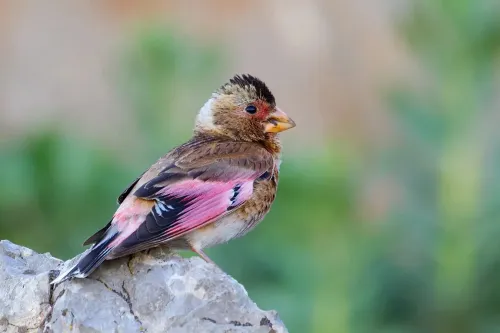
[0,240,287,333]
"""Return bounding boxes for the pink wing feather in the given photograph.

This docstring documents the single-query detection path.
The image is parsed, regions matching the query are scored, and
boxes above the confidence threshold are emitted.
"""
[161,179,253,236]
[107,170,259,257]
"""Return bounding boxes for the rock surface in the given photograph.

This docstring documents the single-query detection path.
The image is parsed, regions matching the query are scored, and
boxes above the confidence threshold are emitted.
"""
[0,240,287,333]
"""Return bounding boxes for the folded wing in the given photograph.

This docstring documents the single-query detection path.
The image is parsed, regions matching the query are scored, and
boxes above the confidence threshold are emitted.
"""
[106,140,274,258]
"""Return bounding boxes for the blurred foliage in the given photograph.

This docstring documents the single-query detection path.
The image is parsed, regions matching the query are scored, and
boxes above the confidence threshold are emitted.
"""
[2,1,500,332]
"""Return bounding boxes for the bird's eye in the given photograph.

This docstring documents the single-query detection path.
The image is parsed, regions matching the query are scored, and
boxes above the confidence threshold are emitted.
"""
[245,105,257,114]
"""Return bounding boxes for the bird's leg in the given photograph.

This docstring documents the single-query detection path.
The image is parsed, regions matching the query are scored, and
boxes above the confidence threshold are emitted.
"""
[190,246,220,269]
[127,255,134,275]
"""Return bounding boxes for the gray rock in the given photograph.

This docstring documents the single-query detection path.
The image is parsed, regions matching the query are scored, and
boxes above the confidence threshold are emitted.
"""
[0,241,287,333]
[0,240,62,333]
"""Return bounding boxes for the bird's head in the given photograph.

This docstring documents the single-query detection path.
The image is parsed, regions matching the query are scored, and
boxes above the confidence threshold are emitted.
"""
[195,74,295,143]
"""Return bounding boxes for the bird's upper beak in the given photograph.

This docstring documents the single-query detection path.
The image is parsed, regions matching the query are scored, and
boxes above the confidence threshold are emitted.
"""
[265,108,296,133]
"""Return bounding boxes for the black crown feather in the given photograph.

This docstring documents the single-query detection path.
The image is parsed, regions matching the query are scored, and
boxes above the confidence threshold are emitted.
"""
[224,74,276,106]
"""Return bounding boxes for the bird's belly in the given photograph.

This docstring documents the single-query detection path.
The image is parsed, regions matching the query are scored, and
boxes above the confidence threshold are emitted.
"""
[185,213,255,249]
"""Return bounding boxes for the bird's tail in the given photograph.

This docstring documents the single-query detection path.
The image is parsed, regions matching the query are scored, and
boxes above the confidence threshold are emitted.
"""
[51,231,118,285]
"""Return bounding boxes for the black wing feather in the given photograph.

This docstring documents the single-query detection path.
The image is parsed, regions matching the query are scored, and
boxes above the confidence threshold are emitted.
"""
[114,193,193,253]
[117,171,145,204]
[82,220,112,246]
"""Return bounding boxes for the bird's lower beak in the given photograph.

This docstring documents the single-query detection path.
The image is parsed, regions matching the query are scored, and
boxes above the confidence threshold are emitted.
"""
[265,108,296,133]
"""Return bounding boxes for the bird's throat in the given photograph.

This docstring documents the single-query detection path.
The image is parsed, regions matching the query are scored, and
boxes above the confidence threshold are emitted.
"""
[261,135,282,156]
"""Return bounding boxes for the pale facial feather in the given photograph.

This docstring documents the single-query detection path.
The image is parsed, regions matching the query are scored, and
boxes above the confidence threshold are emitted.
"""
[195,95,218,131]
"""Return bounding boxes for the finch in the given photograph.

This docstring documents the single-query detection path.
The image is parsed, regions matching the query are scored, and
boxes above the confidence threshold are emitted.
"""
[52,74,295,284]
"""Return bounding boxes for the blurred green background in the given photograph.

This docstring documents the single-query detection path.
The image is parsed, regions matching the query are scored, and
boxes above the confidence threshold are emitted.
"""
[1,0,500,332]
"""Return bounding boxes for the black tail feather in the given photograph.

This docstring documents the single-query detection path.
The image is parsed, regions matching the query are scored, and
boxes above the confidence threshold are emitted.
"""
[51,231,118,284]
[83,220,112,246]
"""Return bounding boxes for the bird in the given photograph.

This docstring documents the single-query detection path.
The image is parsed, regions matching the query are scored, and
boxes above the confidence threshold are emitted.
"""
[52,74,295,284]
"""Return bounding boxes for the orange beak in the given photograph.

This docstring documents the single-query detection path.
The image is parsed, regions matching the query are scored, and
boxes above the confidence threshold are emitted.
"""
[264,108,296,133]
